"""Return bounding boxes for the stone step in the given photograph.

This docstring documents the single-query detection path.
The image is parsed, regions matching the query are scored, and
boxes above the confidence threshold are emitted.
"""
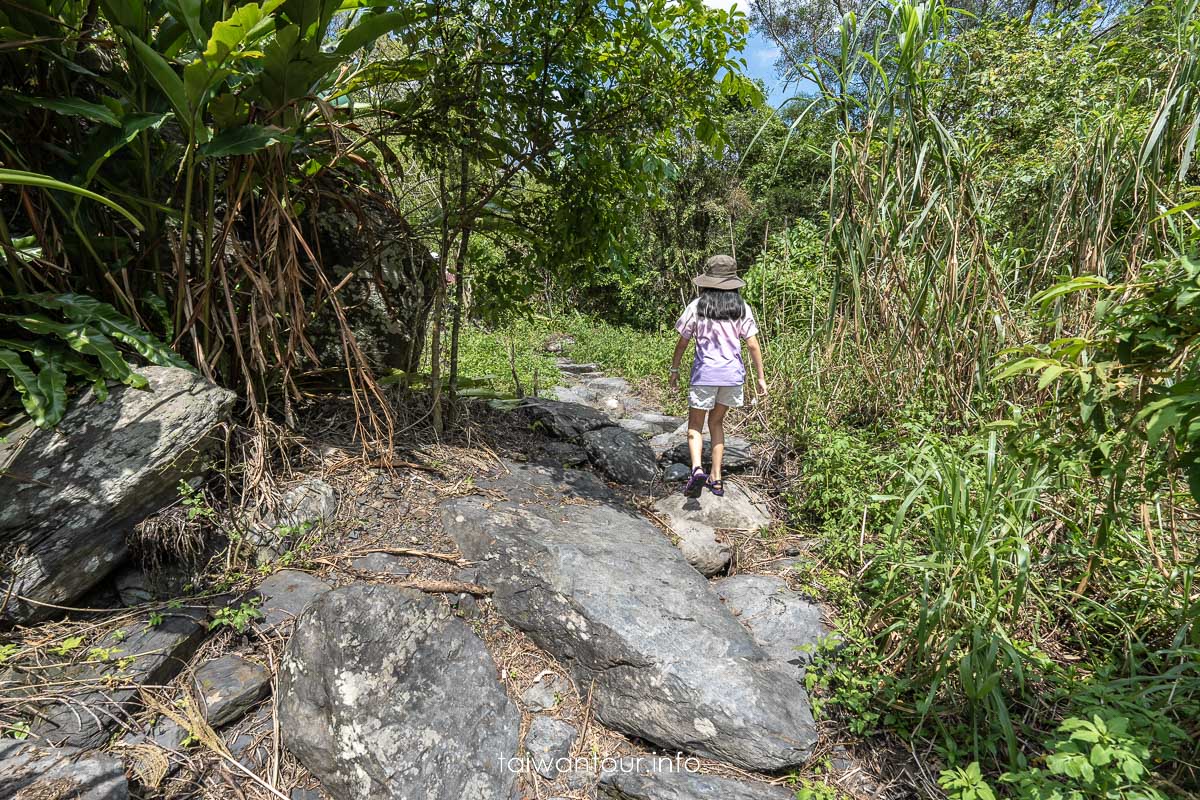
[558,361,600,374]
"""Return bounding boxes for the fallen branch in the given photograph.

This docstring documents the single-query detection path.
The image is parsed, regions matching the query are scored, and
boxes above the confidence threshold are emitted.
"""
[396,579,491,597]
[348,547,464,565]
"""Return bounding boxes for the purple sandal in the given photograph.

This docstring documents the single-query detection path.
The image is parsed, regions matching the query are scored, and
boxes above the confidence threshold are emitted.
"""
[707,478,725,497]
[683,467,707,498]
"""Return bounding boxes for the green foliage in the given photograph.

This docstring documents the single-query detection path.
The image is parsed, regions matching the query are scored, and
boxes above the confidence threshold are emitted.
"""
[210,600,264,634]
[1000,714,1167,800]
[0,293,187,427]
[941,762,998,800]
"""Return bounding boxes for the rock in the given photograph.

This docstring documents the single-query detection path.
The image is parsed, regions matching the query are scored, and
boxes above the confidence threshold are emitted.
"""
[616,418,661,437]
[663,463,691,482]
[598,758,793,800]
[248,478,338,557]
[350,552,412,577]
[193,655,272,727]
[252,569,332,632]
[452,568,482,620]
[441,462,817,771]
[34,607,209,748]
[113,564,155,605]
[546,386,596,407]
[629,412,685,434]
[525,717,577,780]
[714,576,831,683]
[518,398,613,439]
[279,583,520,800]
[671,521,731,576]
[292,790,324,800]
[534,441,590,468]
[647,433,676,458]
[544,336,576,354]
[521,672,567,712]
[583,376,630,394]
[0,740,128,800]
[0,367,235,624]
[227,705,273,771]
[652,482,771,532]
[662,438,753,472]
[558,361,597,373]
[579,426,657,487]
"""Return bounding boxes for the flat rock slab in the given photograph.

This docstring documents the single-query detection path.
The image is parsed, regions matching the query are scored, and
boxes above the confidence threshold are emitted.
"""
[194,654,271,727]
[653,482,771,532]
[349,552,412,577]
[598,758,793,800]
[441,462,816,771]
[714,576,831,683]
[33,607,209,748]
[279,583,520,800]
[252,569,333,632]
[579,426,657,487]
[0,740,128,800]
[0,366,235,624]
[517,398,613,439]
[662,438,753,472]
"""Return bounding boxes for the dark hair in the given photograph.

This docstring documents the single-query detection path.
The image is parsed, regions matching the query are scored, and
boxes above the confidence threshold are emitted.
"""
[697,288,746,321]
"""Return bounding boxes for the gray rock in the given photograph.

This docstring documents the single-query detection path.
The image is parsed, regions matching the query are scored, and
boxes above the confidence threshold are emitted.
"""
[663,463,691,482]
[714,575,831,683]
[440,462,816,771]
[279,583,520,800]
[350,552,412,577]
[535,440,590,468]
[579,426,657,487]
[583,376,631,394]
[616,418,661,437]
[671,521,731,576]
[521,672,567,712]
[518,398,612,439]
[652,482,771,532]
[546,386,596,406]
[0,367,235,624]
[292,790,324,800]
[252,569,332,632]
[33,606,209,748]
[525,717,577,779]
[227,705,272,771]
[598,757,793,800]
[453,567,482,620]
[248,478,338,557]
[630,412,685,434]
[648,433,676,458]
[194,654,271,727]
[662,437,753,472]
[113,564,155,605]
[558,361,597,374]
[0,740,128,800]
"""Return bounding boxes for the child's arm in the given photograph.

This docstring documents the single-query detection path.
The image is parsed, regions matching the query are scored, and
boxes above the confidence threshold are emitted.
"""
[745,335,767,396]
[669,335,689,391]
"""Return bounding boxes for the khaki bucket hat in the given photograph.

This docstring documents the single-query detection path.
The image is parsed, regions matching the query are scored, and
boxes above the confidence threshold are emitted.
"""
[692,254,744,290]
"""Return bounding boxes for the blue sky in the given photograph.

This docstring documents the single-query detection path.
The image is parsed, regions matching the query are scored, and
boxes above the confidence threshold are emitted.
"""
[703,0,791,106]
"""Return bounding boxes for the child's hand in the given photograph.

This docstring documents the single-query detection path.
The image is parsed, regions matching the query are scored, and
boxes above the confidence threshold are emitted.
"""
[669,371,679,391]
[756,377,768,398]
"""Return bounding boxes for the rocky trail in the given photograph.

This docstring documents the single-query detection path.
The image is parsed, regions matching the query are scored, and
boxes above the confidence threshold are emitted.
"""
[0,350,892,800]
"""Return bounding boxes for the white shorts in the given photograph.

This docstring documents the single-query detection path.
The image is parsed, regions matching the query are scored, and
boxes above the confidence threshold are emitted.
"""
[688,384,744,410]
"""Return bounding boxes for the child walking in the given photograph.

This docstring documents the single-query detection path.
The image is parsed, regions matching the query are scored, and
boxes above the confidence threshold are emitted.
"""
[668,254,767,498]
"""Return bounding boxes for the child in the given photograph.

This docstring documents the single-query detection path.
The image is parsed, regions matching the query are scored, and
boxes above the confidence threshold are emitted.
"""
[668,254,767,498]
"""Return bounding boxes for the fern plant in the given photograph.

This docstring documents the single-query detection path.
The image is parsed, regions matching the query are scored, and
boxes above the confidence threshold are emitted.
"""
[0,292,189,428]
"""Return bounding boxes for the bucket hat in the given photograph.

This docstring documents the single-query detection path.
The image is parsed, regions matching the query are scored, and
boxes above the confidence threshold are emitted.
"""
[692,254,744,290]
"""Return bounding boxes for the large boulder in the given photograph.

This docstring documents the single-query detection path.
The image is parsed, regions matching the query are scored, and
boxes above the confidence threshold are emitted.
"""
[661,437,754,472]
[598,758,793,800]
[441,462,817,771]
[714,575,832,684]
[0,367,235,624]
[579,426,658,487]
[653,481,771,532]
[0,740,127,800]
[517,398,612,439]
[279,583,520,800]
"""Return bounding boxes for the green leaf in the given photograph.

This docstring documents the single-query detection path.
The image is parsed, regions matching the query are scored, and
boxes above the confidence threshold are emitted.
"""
[198,124,296,157]
[0,348,59,427]
[16,95,120,126]
[124,30,192,134]
[334,9,419,55]
[0,168,143,229]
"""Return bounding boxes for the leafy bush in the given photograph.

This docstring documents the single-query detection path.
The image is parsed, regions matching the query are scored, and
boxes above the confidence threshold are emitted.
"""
[0,293,188,427]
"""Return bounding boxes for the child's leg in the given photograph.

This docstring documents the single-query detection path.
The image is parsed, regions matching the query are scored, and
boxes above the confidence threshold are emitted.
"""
[686,407,707,471]
[708,403,728,481]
